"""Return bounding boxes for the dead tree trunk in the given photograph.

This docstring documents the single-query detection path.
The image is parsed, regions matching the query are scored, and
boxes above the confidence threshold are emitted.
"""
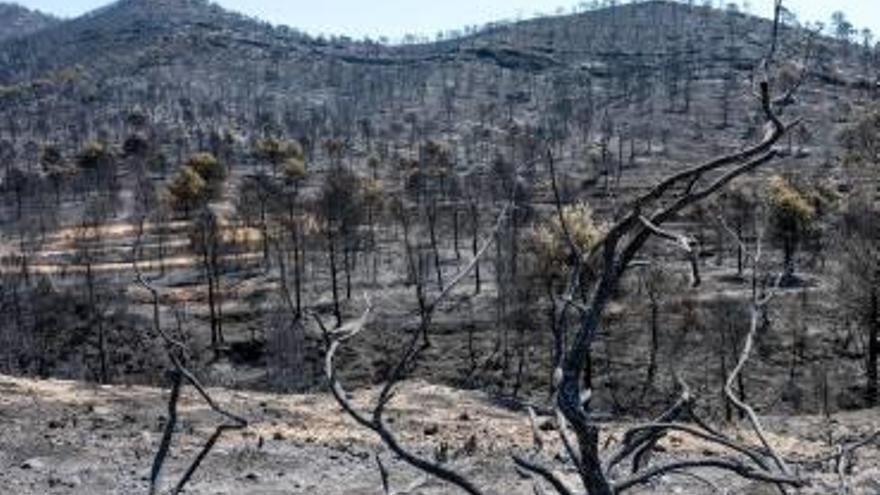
[471,201,481,294]
[86,260,108,384]
[868,288,879,406]
[327,228,342,328]
[645,291,659,390]
[428,200,443,289]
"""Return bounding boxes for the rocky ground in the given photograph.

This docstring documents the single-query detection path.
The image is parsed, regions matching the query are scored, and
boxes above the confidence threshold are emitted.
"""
[1,374,878,494]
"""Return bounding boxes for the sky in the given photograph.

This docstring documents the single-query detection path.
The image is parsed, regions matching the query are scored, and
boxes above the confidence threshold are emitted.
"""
[12,0,880,42]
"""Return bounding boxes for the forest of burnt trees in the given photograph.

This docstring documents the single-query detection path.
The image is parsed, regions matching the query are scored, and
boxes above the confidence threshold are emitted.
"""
[0,0,879,493]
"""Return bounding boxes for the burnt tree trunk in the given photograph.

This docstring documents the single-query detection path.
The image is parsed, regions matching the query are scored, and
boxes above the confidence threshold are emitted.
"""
[211,241,224,348]
[428,201,443,289]
[645,293,660,390]
[344,243,352,301]
[868,288,879,406]
[287,199,303,317]
[86,261,108,384]
[453,207,461,260]
[471,202,481,294]
[294,226,303,317]
[327,228,342,328]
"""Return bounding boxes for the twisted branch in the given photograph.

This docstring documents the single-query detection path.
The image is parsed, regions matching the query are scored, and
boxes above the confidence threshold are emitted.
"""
[323,203,511,495]
[133,227,247,495]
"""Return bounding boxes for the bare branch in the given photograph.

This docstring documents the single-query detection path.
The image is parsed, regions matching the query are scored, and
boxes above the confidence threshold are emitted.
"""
[614,457,803,493]
[767,0,784,65]
[376,453,392,495]
[637,216,701,287]
[149,369,182,495]
[321,203,513,495]
[133,230,247,495]
[773,28,817,107]
[427,204,510,312]
[528,407,545,453]
[547,148,582,261]
[627,82,785,217]
[555,408,583,471]
[723,270,790,477]
[605,385,693,474]
[512,455,576,495]
[618,422,774,472]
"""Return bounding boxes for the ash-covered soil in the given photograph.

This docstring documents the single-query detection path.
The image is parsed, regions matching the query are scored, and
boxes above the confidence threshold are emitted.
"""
[1,375,878,494]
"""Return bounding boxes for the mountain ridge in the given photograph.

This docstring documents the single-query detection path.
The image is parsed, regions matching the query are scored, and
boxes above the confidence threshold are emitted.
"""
[0,0,793,84]
[0,0,864,178]
[0,2,59,41]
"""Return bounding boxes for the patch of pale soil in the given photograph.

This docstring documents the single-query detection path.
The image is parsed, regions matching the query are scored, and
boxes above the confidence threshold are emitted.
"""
[46,221,193,244]
[3,252,262,275]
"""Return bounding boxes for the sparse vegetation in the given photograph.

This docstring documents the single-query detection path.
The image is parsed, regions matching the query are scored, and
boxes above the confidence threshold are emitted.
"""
[0,0,879,493]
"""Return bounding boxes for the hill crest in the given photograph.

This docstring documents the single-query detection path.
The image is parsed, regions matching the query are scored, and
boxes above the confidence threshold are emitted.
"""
[0,2,58,41]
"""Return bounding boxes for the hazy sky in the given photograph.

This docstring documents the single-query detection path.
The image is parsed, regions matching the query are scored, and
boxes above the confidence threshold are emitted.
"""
[13,0,880,41]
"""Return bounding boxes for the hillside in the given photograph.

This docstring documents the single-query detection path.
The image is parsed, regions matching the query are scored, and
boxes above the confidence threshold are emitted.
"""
[1,0,879,493]
[0,2,878,492]
[0,0,866,154]
[0,3,58,42]
[0,1,868,222]
[0,0,875,397]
